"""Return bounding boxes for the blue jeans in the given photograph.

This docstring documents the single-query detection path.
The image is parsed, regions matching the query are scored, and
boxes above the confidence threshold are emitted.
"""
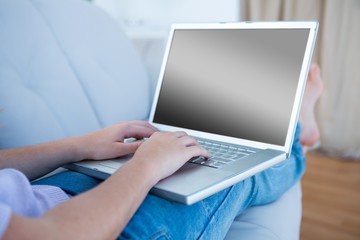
[33,124,305,240]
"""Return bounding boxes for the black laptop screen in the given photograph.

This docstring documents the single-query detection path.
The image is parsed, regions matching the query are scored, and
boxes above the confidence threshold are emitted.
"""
[153,28,310,146]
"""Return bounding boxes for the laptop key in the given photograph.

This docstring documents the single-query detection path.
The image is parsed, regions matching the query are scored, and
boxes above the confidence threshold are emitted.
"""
[214,158,233,163]
[230,154,247,160]
[189,156,207,164]
[201,159,218,166]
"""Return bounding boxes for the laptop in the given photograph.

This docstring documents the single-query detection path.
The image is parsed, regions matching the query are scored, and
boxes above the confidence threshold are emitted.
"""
[66,21,318,205]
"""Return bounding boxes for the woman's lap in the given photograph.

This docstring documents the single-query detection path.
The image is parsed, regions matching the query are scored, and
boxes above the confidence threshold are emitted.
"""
[33,124,304,239]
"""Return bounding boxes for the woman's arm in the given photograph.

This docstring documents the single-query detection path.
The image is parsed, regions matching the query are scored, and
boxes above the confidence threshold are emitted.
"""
[3,131,210,240]
[0,121,157,180]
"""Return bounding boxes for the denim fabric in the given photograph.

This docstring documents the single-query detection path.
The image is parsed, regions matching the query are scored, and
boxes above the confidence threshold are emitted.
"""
[32,171,101,196]
[34,124,304,240]
[120,124,305,240]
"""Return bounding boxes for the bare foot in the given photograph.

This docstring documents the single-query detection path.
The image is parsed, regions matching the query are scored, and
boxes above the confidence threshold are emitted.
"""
[299,63,323,149]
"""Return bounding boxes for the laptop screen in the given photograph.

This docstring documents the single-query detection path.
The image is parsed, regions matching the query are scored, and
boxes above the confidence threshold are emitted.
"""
[153,28,310,146]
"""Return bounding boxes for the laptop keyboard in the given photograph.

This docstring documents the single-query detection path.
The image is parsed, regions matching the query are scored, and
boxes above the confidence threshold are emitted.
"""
[189,139,258,168]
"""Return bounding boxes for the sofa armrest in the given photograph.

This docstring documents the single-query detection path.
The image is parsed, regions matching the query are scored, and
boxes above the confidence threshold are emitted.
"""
[225,182,302,240]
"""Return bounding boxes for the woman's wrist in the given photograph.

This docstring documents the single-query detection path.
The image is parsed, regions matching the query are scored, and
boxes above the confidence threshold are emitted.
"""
[57,136,89,163]
[122,157,161,188]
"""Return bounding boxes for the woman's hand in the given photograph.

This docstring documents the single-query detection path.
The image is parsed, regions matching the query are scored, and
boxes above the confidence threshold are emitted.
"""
[130,131,211,183]
[76,121,157,161]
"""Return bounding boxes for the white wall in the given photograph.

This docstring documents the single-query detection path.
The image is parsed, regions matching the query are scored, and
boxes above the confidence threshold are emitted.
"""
[93,0,241,94]
[94,0,240,27]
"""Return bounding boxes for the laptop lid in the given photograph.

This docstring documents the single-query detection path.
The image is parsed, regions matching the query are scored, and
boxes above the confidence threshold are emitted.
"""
[149,21,318,156]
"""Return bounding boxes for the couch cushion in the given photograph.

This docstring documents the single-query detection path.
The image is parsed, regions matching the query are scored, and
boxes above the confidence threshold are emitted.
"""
[0,0,151,148]
[225,182,302,240]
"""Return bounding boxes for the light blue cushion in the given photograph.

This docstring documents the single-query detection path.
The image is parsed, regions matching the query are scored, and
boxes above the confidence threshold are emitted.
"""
[0,0,150,148]
[0,0,302,239]
[225,182,302,239]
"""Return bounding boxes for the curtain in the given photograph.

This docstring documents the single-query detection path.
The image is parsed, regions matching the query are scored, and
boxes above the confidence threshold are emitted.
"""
[241,0,360,159]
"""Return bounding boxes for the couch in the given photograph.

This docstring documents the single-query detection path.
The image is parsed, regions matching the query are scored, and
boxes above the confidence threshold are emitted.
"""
[0,0,302,238]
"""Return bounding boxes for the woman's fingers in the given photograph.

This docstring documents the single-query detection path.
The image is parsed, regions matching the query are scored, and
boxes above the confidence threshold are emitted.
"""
[171,132,211,158]
[117,122,158,140]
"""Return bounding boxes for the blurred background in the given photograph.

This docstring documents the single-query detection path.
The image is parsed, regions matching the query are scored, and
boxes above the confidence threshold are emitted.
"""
[89,1,360,239]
